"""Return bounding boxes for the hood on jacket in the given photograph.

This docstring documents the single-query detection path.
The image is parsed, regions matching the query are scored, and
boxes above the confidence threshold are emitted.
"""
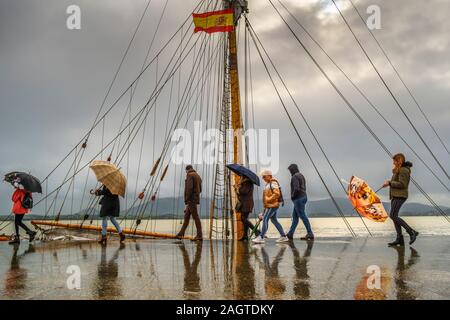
[402,161,413,168]
[288,164,299,176]
[187,168,197,174]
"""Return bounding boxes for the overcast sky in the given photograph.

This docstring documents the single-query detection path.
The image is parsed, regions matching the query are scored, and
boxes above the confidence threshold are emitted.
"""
[1,0,449,216]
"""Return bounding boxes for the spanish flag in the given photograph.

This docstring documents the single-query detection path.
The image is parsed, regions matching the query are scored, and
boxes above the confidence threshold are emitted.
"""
[192,9,234,34]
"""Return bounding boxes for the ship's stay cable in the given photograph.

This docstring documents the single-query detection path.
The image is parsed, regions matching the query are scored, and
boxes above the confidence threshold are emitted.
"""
[347,0,450,159]
[130,33,220,229]
[119,33,212,226]
[37,0,206,186]
[34,27,203,212]
[245,17,372,236]
[276,0,450,194]
[268,0,450,224]
[246,19,357,237]
[329,0,450,182]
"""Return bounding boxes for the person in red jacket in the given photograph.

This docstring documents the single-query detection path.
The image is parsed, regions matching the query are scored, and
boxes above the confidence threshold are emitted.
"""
[9,180,37,245]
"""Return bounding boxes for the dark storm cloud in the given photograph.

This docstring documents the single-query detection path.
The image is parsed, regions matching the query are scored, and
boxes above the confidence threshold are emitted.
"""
[0,0,449,215]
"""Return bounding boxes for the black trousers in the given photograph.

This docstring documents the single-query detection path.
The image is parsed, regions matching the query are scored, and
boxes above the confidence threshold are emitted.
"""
[241,212,257,239]
[15,214,32,236]
[390,198,414,237]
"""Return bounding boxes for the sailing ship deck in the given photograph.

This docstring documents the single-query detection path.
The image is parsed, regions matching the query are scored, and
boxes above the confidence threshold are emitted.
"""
[1,236,450,300]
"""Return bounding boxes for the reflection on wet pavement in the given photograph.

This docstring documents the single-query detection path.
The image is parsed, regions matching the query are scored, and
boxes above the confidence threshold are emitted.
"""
[1,237,450,300]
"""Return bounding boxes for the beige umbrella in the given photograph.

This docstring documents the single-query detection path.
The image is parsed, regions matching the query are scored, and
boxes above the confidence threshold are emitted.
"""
[89,161,127,197]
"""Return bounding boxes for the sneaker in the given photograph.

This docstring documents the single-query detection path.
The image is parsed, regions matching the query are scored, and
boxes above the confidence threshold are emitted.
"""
[252,236,265,244]
[300,234,315,241]
[276,236,289,243]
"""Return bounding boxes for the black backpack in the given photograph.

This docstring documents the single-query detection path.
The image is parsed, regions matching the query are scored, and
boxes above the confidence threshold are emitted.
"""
[22,192,33,210]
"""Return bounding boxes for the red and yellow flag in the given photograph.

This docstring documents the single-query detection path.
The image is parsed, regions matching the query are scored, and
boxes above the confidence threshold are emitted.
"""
[192,9,234,34]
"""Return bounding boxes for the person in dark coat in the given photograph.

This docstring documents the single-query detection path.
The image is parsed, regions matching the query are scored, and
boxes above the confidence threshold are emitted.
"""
[286,164,314,240]
[177,165,203,241]
[236,176,260,241]
[93,185,125,245]
[382,153,419,246]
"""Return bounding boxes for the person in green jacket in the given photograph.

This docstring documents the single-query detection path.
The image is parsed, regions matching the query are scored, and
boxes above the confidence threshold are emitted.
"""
[382,153,419,246]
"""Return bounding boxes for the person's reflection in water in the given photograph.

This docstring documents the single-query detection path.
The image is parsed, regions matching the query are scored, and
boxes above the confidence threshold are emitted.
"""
[393,246,419,300]
[259,245,287,299]
[95,243,125,299]
[4,244,34,298]
[235,242,256,299]
[178,242,203,299]
[289,241,313,300]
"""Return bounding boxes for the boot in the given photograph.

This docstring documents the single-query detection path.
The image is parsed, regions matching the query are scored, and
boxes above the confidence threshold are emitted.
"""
[409,230,419,245]
[388,235,404,247]
[8,236,20,245]
[119,232,126,243]
[98,235,107,245]
[191,236,203,242]
[175,233,184,240]
[27,231,37,242]
[301,234,315,241]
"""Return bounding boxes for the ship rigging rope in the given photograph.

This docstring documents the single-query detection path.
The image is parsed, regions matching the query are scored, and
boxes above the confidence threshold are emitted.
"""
[329,0,450,182]
[246,19,357,237]
[36,0,206,187]
[33,26,204,212]
[38,0,155,186]
[346,0,450,160]
[275,0,450,194]
[245,17,372,236]
[53,30,209,229]
[128,33,222,230]
[117,33,214,225]
[13,0,206,235]
[267,0,450,224]
[135,35,221,233]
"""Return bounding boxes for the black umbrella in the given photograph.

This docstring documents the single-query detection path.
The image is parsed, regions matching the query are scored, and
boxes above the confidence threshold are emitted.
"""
[226,164,260,186]
[4,172,43,193]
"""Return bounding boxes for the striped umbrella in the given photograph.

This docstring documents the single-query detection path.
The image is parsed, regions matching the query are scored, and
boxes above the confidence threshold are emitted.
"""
[89,161,127,197]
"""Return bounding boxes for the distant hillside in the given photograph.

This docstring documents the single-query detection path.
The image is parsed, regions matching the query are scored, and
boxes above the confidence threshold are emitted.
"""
[3,197,449,220]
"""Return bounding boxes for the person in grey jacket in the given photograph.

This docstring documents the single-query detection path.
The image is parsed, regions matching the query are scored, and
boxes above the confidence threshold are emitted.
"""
[286,164,314,240]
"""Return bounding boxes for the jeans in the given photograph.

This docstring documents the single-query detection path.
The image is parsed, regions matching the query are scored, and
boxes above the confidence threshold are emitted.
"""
[287,196,313,237]
[102,216,122,236]
[260,207,286,238]
[390,197,414,237]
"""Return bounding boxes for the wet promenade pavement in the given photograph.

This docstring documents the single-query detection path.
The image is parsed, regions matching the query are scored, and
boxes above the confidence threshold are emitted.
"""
[1,236,450,300]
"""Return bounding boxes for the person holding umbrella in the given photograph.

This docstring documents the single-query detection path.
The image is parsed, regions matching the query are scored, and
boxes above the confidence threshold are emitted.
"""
[4,172,41,245]
[227,164,261,241]
[89,161,127,245]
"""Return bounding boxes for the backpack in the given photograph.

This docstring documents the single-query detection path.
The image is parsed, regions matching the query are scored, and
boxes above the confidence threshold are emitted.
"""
[269,179,285,207]
[22,192,33,210]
